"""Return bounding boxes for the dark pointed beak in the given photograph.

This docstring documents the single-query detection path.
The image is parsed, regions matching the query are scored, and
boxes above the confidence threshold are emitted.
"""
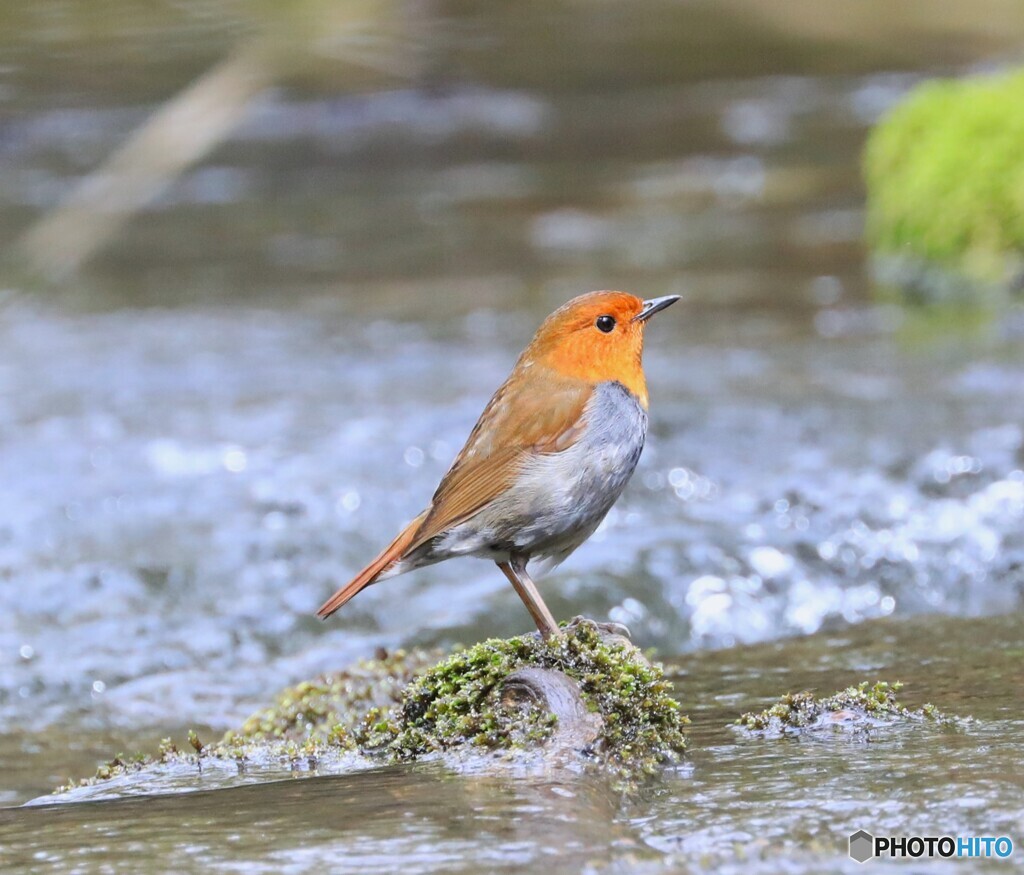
[632,295,680,323]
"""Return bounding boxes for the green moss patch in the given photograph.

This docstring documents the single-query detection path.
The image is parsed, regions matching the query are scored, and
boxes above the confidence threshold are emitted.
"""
[56,624,687,797]
[385,621,688,780]
[228,647,442,748]
[55,648,441,794]
[864,68,1024,302]
[734,681,966,737]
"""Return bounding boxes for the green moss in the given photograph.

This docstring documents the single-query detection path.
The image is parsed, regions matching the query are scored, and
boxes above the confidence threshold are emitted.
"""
[56,625,688,796]
[735,681,965,736]
[230,647,441,745]
[55,649,441,794]
[56,739,181,793]
[389,622,688,780]
[864,68,1024,301]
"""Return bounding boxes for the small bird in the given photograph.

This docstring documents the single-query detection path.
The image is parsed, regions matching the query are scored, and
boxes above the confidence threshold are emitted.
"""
[317,290,678,639]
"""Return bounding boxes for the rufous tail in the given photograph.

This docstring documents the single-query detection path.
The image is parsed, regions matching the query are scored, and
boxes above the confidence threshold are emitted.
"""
[316,511,426,619]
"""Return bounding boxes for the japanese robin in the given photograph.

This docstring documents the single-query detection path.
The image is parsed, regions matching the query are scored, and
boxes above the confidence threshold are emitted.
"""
[317,290,679,638]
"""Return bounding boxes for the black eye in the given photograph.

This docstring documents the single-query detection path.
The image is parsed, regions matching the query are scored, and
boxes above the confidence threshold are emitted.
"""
[596,315,615,333]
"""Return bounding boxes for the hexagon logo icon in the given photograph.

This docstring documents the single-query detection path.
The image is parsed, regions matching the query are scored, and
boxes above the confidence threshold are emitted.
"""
[849,830,874,864]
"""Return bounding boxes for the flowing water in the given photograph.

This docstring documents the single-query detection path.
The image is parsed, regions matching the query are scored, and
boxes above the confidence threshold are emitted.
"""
[3,614,1023,872]
[2,1,1024,871]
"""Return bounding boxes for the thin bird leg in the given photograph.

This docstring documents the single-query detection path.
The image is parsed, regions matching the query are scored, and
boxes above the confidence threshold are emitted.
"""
[497,558,560,640]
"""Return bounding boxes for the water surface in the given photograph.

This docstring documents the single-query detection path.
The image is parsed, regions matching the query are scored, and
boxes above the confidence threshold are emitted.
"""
[3,613,1021,873]
[2,1,1024,868]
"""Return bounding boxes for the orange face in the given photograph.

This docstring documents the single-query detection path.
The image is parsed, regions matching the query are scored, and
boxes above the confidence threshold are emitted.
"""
[522,291,652,406]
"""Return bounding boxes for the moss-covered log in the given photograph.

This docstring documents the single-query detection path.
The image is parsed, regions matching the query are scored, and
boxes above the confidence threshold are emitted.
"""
[56,621,688,797]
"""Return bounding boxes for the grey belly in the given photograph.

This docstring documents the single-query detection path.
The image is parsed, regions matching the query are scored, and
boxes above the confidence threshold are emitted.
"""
[433,380,648,568]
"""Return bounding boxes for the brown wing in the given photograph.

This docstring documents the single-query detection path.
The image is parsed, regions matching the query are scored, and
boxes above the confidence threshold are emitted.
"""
[406,369,591,552]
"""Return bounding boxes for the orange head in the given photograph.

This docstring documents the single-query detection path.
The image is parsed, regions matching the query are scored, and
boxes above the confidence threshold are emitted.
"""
[518,291,679,408]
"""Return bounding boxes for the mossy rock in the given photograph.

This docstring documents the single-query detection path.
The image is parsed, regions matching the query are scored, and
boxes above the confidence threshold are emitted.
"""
[864,68,1024,304]
[55,622,688,798]
[227,646,443,748]
[734,681,966,737]
[380,621,688,782]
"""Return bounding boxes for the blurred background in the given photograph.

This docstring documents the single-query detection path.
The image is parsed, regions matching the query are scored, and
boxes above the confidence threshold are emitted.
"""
[3,0,1024,805]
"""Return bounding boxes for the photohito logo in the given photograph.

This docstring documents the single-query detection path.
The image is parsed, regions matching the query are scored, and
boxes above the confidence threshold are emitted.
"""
[849,830,1014,863]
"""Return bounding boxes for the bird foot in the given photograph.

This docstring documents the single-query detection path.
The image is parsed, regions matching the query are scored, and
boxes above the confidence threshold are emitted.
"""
[560,614,632,644]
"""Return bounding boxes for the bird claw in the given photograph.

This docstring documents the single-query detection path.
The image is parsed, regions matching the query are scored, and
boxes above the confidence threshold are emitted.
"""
[561,614,632,642]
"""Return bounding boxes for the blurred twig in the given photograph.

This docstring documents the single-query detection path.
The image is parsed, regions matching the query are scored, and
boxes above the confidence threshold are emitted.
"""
[18,39,275,283]
[16,0,419,283]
